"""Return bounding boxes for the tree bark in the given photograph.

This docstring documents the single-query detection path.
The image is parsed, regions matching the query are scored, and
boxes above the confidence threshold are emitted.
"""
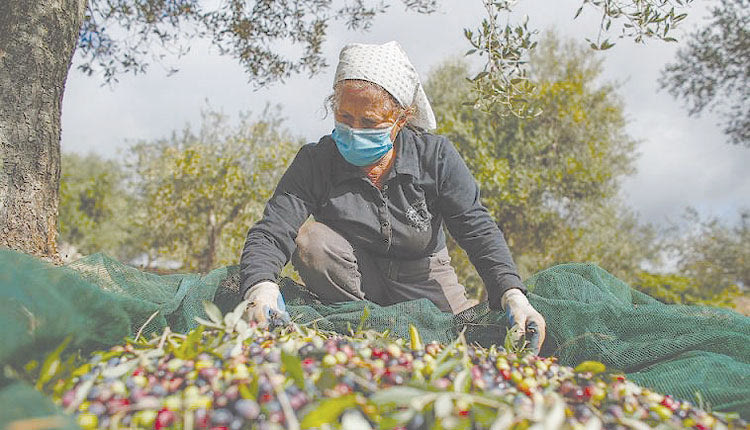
[0,0,86,262]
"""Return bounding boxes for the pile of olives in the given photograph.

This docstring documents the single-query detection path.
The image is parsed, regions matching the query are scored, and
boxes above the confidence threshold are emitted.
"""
[47,305,745,430]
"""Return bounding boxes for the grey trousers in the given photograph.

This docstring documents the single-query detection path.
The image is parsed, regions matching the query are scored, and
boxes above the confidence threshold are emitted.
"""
[291,221,473,314]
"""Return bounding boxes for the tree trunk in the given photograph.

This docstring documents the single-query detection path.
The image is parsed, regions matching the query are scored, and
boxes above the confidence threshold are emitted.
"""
[0,0,86,262]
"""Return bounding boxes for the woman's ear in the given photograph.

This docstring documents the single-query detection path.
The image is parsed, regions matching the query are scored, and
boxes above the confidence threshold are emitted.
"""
[397,114,409,127]
[390,106,413,141]
[397,106,415,127]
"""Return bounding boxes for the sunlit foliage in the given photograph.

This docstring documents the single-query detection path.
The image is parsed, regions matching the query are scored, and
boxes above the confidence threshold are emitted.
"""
[126,106,301,272]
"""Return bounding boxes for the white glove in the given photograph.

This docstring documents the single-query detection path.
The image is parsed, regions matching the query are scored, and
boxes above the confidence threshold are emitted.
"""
[243,281,288,326]
[501,288,546,354]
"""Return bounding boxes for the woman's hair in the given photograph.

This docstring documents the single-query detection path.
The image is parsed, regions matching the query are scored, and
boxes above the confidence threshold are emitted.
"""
[323,79,417,124]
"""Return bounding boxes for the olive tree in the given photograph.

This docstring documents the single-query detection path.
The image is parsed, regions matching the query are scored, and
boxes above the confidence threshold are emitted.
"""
[659,0,749,146]
[59,152,139,262]
[127,106,300,273]
[426,33,657,296]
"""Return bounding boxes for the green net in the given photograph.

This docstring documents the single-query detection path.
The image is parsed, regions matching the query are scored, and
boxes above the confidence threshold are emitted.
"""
[0,382,79,430]
[1,249,748,427]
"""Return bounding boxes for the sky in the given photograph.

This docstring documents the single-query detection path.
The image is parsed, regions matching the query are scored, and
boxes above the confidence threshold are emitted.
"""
[60,0,750,228]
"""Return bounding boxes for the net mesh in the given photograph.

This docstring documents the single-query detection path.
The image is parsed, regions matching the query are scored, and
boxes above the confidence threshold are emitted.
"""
[0,249,748,425]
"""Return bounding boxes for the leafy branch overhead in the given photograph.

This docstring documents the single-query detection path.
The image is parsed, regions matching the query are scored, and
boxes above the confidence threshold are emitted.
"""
[77,0,439,85]
[464,0,693,118]
[78,0,692,93]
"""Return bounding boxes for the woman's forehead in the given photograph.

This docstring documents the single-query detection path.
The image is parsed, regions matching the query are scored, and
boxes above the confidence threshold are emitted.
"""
[337,84,393,117]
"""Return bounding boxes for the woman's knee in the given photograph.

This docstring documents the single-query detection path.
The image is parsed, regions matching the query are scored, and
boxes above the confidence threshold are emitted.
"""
[292,221,365,302]
[294,221,354,266]
[295,222,332,262]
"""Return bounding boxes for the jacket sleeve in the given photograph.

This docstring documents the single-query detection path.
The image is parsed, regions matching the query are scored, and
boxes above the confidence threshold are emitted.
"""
[239,144,320,298]
[435,137,525,310]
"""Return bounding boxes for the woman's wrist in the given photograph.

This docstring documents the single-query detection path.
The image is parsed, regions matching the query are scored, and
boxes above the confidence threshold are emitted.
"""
[244,280,279,300]
[501,287,527,310]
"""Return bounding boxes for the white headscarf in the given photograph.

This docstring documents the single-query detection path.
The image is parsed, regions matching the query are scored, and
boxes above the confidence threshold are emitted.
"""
[333,41,437,131]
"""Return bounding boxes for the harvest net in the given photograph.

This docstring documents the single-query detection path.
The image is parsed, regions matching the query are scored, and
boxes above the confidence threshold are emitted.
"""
[0,249,748,426]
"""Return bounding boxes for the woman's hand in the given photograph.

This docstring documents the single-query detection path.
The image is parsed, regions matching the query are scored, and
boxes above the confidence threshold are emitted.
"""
[243,281,290,326]
[501,288,546,354]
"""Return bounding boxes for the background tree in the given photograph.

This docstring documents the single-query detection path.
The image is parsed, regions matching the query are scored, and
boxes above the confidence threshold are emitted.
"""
[126,106,300,272]
[673,209,749,290]
[659,0,749,146]
[58,153,138,262]
[426,33,657,297]
[0,0,437,261]
[633,208,748,308]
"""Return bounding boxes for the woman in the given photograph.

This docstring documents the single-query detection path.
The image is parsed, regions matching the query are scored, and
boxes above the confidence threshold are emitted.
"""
[240,41,546,352]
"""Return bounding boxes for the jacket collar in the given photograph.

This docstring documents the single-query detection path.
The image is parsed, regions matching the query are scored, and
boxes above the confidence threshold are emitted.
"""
[331,126,420,186]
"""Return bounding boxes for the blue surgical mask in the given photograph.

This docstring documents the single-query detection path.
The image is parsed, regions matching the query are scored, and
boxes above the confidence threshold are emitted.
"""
[331,121,395,167]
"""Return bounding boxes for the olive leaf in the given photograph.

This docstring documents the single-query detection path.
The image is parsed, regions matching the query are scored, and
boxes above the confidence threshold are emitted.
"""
[434,393,453,419]
[409,324,424,351]
[281,350,305,390]
[473,404,500,427]
[52,353,78,398]
[175,325,205,360]
[24,359,38,373]
[36,335,72,390]
[71,363,92,378]
[194,316,223,329]
[434,335,462,368]
[202,300,223,325]
[315,369,338,391]
[356,306,371,333]
[299,394,358,428]
[101,358,137,379]
[370,386,428,407]
[232,299,251,317]
[489,405,514,430]
[504,325,528,355]
[430,358,461,382]
[224,300,250,333]
[340,410,373,430]
[574,361,606,375]
[234,318,249,337]
[619,417,653,430]
[224,311,239,334]
[230,339,244,358]
[542,394,566,429]
[64,371,96,414]
[453,369,471,393]
[238,383,256,400]
[135,348,164,367]
[380,409,416,428]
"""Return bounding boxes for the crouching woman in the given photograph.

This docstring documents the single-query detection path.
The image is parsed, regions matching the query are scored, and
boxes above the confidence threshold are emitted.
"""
[239,41,545,352]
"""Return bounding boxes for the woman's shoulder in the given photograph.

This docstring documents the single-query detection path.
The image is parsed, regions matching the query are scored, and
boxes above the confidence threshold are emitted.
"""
[298,134,337,159]
[306,133,335,149]
[405,126,448,145]
[404,127,455,163]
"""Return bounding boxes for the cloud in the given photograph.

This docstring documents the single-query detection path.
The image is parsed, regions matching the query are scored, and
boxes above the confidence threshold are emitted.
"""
[621,108,750,224]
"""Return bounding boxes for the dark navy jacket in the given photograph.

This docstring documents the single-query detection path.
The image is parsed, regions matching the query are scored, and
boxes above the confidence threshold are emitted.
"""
[239,126,525,310]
